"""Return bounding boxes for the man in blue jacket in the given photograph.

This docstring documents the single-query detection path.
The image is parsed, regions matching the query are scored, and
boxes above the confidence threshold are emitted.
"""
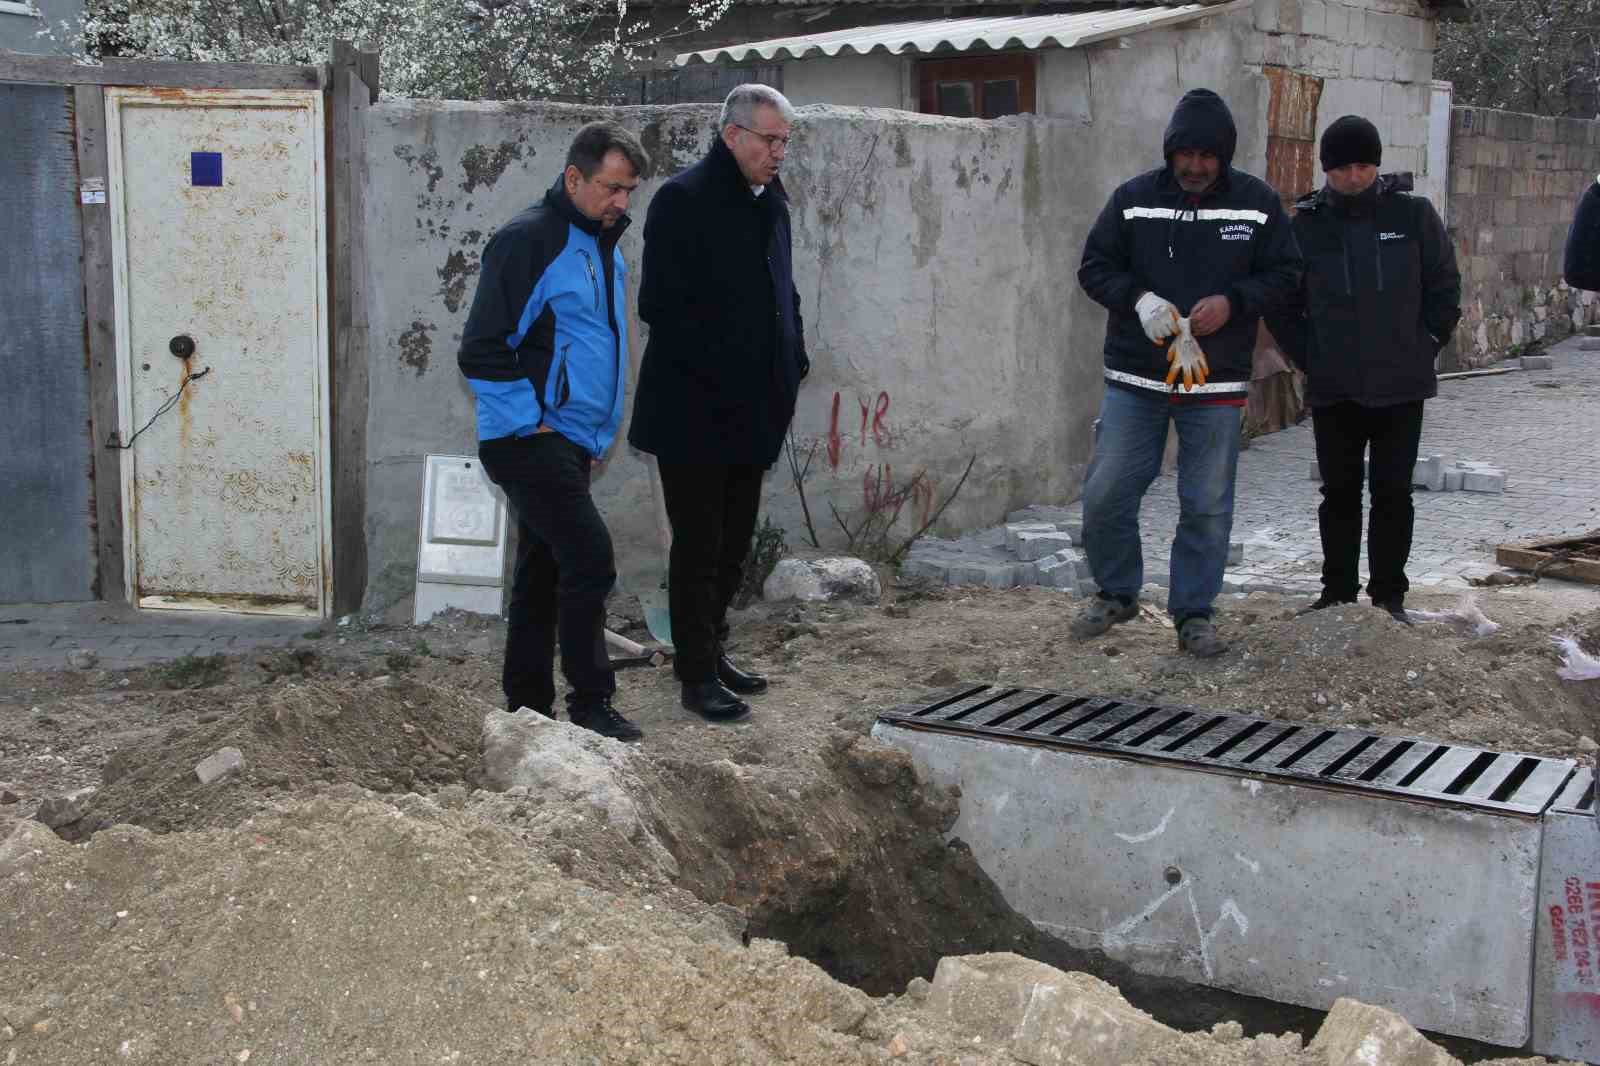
[1077,89,1302,657]
[458,121,649,741]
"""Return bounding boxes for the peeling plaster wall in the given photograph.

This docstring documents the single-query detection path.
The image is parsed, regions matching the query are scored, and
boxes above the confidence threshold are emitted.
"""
[356,28,1267,612]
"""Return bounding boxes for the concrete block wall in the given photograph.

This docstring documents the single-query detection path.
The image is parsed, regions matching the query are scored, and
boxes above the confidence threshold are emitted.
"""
[1246,0,1437,188]
[1447,107,1600,367]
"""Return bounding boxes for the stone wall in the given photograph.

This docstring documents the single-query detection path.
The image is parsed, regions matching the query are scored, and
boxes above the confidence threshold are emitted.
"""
[1446,107,1600,368]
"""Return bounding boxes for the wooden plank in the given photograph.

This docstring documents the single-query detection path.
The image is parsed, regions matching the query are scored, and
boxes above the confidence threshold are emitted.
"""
[73,84,126,604]
[1,52,324,90]
[328,44,371,614]
[1495,541,1600,585]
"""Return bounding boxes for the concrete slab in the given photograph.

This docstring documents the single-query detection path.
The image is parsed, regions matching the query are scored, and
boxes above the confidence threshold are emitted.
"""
[875,724,1541,1047]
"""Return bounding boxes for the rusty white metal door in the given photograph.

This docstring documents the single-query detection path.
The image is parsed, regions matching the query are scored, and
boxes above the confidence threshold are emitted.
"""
[105,88,330,617]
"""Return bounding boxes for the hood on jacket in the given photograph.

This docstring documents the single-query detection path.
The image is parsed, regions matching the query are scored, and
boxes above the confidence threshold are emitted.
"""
[1162,89,1237,171]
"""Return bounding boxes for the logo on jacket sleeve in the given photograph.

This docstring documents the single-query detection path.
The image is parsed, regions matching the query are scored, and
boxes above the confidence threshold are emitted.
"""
[1379,231,1408,241]
[1219,223,1255,241]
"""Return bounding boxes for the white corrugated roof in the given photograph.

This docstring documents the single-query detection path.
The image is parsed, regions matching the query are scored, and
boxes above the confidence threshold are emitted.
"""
[674,1,1248,66]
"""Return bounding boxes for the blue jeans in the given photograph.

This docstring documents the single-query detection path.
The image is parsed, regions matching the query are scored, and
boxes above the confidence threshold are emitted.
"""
[1080,385,1242,620]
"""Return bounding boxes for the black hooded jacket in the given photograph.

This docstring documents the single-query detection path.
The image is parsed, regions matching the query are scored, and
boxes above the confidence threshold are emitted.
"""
[1566,174,1600,291]
[1265,174,1461,409]
[1078,89,1302,397]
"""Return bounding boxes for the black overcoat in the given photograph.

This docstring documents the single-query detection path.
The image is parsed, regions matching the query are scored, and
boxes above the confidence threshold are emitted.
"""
[628,137,808,467]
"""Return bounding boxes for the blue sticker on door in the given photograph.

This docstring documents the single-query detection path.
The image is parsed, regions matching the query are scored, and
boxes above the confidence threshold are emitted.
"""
[191,151,223,187]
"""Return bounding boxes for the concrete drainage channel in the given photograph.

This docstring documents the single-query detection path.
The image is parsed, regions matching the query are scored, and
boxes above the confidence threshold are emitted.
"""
[871,682,1600,1063]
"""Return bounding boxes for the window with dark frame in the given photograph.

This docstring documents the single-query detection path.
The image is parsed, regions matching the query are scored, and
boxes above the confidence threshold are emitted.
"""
[918,53,1037,119]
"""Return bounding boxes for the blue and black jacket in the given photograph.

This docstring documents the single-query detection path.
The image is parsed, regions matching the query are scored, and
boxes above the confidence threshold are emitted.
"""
[458,177,629,457]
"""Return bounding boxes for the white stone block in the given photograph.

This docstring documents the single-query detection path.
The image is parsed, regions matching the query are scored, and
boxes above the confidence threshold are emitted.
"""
[1013,530,1074,561]
[1443,468,1464,492]
[1460,469,1506,494]
[1412,454,1445,491]
[1004,522,1057,554]
[1521,354,1554,370]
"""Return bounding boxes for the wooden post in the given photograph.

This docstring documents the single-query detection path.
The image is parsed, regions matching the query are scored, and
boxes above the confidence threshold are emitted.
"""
[73,84,126,603]
[328,41,378,614]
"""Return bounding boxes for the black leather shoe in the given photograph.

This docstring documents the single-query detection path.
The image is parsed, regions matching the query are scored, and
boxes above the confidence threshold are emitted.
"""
[681,681,751,722]
[717,654,768,695]
[568,700,644,741]
[1295,594,1357,616]
[1375,598,1413,626]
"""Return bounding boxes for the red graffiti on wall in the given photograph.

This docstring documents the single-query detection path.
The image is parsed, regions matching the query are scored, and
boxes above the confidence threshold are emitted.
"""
[858,391,891,447]
[827,392,842,468]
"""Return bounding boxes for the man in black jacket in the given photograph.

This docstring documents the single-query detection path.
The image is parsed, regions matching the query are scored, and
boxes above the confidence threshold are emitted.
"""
[457,121,649,741]
[1077,89,1302,657]
[1266,116,1461,622]
[1566,173,1600,291]
[629,84,809,722]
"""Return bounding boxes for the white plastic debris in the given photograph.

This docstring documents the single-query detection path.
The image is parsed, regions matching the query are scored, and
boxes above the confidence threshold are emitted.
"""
[1405,594,1500,637]
[1553,635,1600,681]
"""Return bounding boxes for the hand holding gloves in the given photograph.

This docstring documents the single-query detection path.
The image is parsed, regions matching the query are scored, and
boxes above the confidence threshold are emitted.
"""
[1164,317,1210,391]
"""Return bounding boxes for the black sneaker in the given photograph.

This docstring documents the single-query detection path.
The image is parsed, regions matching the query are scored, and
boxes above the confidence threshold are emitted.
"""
[1295,594,1357,616]
[1374,598,1413,626]
[569,700,644,742]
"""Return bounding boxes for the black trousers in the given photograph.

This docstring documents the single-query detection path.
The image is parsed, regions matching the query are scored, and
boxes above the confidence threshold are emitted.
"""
[1311,400,1425,605]
[477,433,616,714]
[657,461,765,682]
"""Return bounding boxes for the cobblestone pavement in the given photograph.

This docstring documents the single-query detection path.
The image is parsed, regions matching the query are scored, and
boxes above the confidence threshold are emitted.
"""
[1070,335,1600,601]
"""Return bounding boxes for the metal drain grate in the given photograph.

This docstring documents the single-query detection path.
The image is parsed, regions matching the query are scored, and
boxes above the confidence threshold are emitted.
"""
[877,683,1577,816]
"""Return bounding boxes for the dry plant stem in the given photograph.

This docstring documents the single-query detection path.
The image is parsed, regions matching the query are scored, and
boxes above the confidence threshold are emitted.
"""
[889,454,977,564]
[785,429,823,550]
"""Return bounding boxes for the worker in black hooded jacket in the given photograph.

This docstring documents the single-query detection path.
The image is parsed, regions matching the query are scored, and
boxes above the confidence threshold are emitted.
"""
[1076,88,1301,658]
[1566,173,1600,291]
[1265,116,1461,624]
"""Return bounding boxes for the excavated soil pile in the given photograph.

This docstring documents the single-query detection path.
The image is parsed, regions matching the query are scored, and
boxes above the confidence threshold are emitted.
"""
[3,584,1599,1063]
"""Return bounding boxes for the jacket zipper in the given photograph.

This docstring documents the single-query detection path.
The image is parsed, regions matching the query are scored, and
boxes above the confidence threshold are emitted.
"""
[579,249,601,310]
[1340,231,1353,296]
[1374,236,1385,293]
[554,342,571,409]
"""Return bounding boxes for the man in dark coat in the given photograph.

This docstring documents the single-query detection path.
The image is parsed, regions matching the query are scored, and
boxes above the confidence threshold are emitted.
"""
[1266,116,1461,622]
[1566,173,1600,291]
[1077,89,1302,657]
[629,84,809,722]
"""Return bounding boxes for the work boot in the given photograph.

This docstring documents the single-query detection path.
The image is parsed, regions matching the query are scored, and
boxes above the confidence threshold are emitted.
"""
[1177,616,1228,658]
[569,700,644,742]
[681,681,751,722]
[1374,597,1413,626]
[1069,594,1138,641]
[1295,593,1357,616]
[717,654,768,696]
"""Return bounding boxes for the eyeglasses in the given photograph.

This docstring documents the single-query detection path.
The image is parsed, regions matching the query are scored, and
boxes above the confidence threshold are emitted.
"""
[733,123,791,151]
